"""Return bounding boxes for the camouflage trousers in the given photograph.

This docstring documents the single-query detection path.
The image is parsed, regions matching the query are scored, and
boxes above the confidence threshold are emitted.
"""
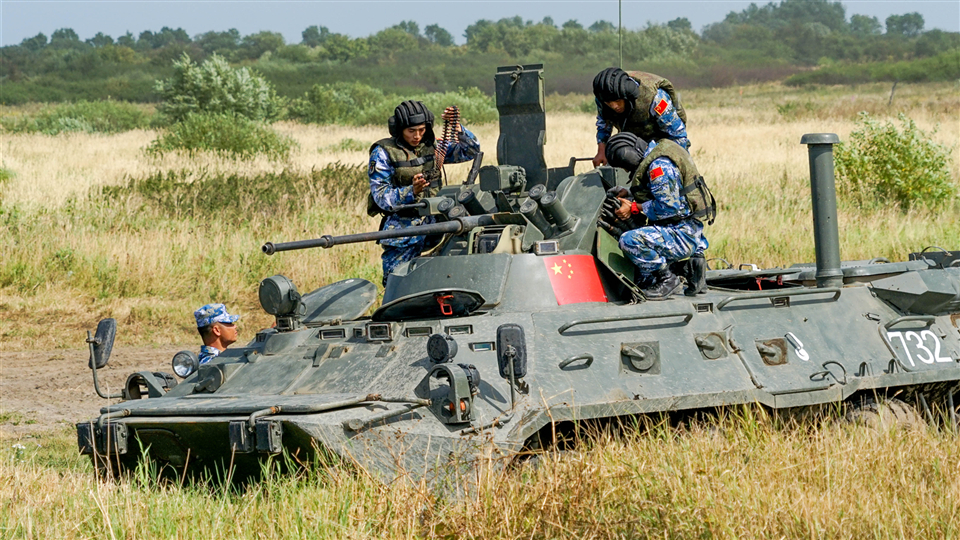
[619,222,707,276]
[380,235,442,286]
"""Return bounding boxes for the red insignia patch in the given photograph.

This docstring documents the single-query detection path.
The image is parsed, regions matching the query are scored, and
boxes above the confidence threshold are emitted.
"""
[654,99,669,115]
[650,166,664,180]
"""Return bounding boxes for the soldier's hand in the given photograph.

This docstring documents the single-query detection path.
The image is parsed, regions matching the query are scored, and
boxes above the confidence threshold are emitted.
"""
[592,142,607,167]
[606,186,629,199]
[412,174,430,195]
[614,197,632,220]
[442,107,461,134]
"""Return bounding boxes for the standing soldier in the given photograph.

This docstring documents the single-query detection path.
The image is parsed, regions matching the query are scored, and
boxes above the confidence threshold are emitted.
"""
[603,133,715,300]
[367,100,480,286]
[591,67,690,167]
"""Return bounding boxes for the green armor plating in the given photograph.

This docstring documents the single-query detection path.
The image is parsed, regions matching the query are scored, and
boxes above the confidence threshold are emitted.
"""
[633,140,717,225]
[367,137,437,217]
[605,72,688,144]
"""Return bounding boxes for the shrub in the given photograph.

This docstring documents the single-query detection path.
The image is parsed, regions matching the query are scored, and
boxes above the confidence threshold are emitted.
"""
[103,163,366,218]
[146,112,297,160]
[289,82,497,126]
[0,100,150,134]
[156,53,282,122]
[834,112,956,209]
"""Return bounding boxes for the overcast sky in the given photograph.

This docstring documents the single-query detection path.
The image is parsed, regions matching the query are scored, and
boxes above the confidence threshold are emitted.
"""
[1,0,957,47]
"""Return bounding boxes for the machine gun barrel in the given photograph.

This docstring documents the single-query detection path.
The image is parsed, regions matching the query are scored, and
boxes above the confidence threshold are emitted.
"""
[262,214,500,255]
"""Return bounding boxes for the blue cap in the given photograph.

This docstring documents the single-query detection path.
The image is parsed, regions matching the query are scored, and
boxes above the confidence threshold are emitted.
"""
[194,303,240,328]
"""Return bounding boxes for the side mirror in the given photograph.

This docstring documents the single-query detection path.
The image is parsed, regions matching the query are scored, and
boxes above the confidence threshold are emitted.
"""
[88,318,117,369]
[496,324,527,380]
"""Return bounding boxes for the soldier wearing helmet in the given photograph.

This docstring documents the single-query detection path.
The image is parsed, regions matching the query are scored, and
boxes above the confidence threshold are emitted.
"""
[591,67,690,167]
[368,100,480,285]
[603,132,715,300]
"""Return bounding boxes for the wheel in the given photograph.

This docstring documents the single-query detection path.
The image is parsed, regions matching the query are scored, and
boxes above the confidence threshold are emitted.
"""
[845,397,925,430]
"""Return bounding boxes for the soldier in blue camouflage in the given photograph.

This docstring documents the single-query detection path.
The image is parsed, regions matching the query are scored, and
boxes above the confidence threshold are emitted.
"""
[592,67,690,167]
[604,133,715,300]
[368,100,481,285]
[194,303,240,364]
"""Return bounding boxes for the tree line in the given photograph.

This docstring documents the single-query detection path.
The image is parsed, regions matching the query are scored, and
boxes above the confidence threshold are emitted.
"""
[1,0,957,104]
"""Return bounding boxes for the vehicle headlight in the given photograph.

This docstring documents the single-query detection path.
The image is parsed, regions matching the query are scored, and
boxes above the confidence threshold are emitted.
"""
[171,350,199,378]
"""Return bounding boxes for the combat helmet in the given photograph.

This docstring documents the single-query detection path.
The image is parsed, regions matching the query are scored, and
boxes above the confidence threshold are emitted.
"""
[388,100,436,146]
[604,132,648,173]
[593,67,641,103]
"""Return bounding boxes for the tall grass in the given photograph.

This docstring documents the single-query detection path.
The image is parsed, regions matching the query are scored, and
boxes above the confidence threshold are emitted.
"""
[2,412,959,538]
[0,100,152,135]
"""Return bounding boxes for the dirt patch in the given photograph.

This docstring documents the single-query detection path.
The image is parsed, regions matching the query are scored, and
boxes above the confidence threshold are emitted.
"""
[0,345,189,438]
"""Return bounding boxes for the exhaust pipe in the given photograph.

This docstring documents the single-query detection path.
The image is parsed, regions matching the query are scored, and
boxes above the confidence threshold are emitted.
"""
[801,133,843,288]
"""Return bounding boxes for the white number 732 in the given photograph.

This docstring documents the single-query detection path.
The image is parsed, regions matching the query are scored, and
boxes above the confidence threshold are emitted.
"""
[886,330,951,366]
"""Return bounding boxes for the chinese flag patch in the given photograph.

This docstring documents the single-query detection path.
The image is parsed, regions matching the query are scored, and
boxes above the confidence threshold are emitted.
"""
[650,166,664,180]
[654,99,669,115]
[543,255,608,305]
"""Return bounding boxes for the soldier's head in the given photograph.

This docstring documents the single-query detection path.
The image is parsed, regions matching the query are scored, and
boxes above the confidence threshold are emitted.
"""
[194,303,240,348]
[604,133,649,174]
[389,100,436,148]
[593,68,640,113]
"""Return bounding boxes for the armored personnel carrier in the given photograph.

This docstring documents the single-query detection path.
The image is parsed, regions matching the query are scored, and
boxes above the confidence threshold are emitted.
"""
[78,65,960,481]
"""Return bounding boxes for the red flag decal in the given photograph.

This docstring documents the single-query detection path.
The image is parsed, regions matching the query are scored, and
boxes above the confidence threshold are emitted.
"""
[650,166,664,180]
[654,99,669,115]
[543,255,607,305]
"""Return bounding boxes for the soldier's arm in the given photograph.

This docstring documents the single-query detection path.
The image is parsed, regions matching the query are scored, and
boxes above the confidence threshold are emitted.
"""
[369,146,416,212]
[649,89,690,150]
[640,157,691,221]
[444,126,481,163]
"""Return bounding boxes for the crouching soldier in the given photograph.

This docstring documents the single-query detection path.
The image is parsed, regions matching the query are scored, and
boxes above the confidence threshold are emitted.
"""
[603,133,716,300]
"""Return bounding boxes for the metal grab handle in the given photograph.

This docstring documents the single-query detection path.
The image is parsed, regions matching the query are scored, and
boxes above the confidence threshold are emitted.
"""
[716,287,842,310]
[559,354,594,370]
[884,315,937,330]
[558,310,694,335]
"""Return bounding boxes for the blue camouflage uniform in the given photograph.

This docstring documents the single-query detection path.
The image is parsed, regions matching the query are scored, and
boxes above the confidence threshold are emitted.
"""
[369,128,480,283]
[194,303,239,365]
[619,141,708,276]
[596,88,690,150]
[199,345,221,365]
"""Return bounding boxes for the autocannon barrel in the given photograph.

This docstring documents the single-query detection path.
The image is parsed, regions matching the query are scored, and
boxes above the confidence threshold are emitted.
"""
[262,214,500,255]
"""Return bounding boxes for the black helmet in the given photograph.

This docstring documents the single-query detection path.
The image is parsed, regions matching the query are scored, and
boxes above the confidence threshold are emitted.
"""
[605,132,648,173]
[388,100,435,145]
[592,67,640,103]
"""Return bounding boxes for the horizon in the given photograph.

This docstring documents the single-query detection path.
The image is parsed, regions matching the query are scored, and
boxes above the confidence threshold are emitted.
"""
[1,0,958,48]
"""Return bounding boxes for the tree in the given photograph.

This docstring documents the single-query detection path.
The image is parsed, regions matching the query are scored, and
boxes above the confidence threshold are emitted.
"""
[589,20,615,33]
[667,17,693,33]
[886,13,924,37]
[849,14,881,35]
[195,29,241,56]
[20,32,47,51]
[86,32,114,48]
[541,17,556,28]
[50,28,80,46]
[116,32,136,48]
[424,24,454,46]
[562,20,583,31]
[394,20,420,37]
[302,25,331,47]
[239,31,285,59]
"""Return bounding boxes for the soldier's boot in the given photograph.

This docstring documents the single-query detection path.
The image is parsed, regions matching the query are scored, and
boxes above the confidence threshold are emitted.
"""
[684,254,707,296]
[640,267,683,301]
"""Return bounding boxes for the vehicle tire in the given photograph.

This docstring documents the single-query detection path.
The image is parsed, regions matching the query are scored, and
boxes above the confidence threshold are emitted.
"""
[845,397,925,430]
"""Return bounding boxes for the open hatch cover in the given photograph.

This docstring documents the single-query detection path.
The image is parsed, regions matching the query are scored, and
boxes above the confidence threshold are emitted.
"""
[301,279,378,324]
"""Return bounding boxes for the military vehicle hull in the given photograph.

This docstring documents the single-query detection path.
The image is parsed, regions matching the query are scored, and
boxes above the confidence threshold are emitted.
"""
[77,64,960,482]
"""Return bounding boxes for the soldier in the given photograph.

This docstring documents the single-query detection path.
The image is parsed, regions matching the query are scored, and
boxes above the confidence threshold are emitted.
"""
[368,100,480,285]
[194,303,240,364]
[591,67,690,167]
[604,133,715,300]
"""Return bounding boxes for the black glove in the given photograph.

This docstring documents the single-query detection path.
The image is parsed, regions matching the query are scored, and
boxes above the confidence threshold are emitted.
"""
[606,186,629,199]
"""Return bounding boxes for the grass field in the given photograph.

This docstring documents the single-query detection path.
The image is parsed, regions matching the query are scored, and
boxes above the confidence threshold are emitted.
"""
[1,81,959,539]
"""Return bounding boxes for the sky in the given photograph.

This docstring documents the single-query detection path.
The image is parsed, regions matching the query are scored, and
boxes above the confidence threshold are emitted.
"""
[1,0,957,47]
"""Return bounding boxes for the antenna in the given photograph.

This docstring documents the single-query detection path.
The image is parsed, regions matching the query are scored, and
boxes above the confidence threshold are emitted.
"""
[618,0,623,68]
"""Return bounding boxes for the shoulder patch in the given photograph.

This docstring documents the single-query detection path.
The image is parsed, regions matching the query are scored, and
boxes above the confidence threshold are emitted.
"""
[649,166,664,180]
[654,99,669,115]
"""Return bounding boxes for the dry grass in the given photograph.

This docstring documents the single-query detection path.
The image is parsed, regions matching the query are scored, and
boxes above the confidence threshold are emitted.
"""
[2,413,959,539]
[0,82,958,350]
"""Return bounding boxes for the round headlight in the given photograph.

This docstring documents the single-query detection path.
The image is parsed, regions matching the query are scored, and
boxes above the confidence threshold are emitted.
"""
[172,350,199,378]
[259,275,301,316]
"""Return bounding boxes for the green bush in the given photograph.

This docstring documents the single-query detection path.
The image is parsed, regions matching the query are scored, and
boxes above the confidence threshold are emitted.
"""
[0,100,150,134]
[156,54,282,122]
[102,162,366,218]
[146,113,296,160]
[289,83,497,126]
[835,113,956,209]
[0,166,13,185]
